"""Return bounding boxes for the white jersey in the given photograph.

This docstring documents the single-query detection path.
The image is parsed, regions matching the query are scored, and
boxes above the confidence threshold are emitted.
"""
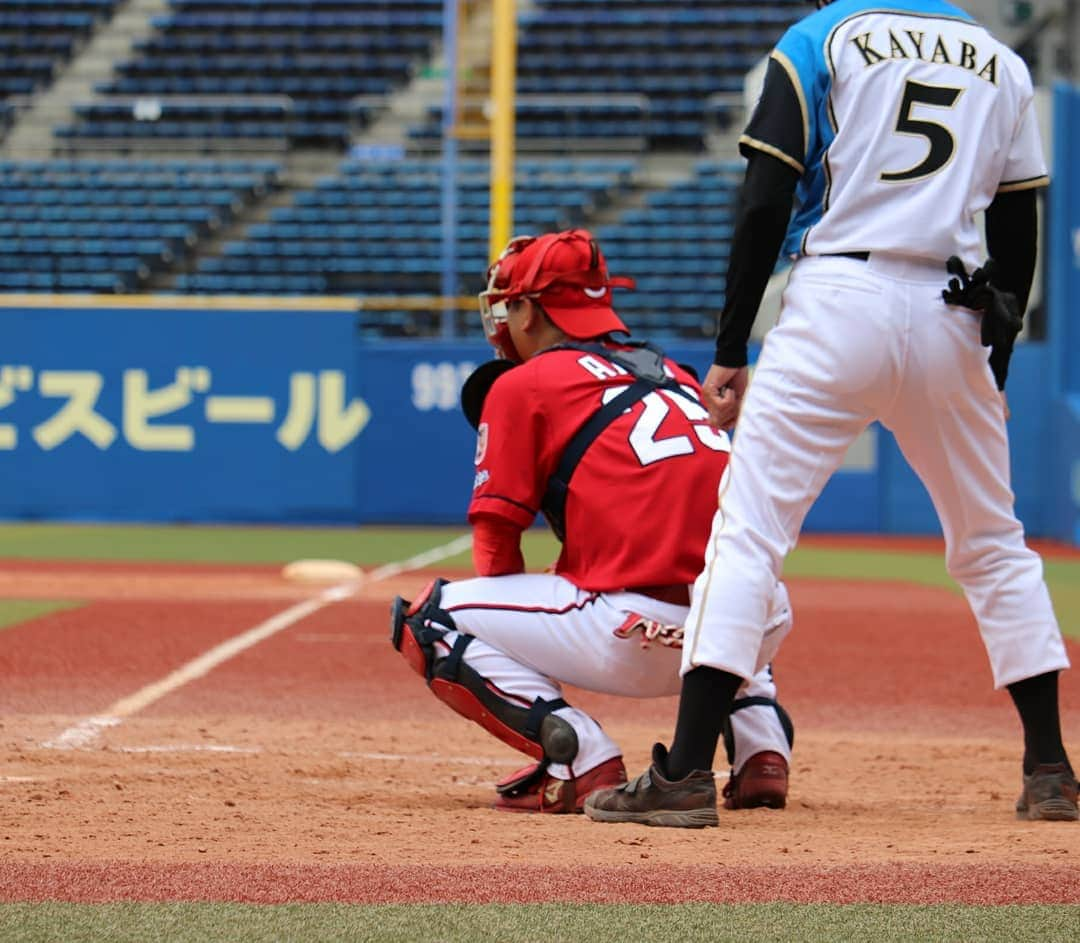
[741,0,1048,268]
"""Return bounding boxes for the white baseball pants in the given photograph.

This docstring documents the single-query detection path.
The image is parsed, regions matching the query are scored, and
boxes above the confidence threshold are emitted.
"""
[682,254,1069,688]
[437,573,793,779]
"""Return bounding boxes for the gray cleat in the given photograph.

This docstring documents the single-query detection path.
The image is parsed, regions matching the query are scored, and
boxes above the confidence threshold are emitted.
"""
[584,743,719,828]
[1015,763,1079,821]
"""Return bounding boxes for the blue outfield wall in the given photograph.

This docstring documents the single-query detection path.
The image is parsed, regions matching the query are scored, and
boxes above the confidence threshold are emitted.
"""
[1048,83,1080,545]
[0,300,366,523]
[0,301,1065,537]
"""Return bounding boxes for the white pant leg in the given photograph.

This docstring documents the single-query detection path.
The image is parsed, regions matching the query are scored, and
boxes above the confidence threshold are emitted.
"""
[882,286,1069,688]
[437,575,686,777]
[682,261,888,679]
[440,575,686,697]
[437,631,622,777]
[757,579,793,668]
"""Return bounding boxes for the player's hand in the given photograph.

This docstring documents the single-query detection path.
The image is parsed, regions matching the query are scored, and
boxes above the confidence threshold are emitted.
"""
[702,364,748,432]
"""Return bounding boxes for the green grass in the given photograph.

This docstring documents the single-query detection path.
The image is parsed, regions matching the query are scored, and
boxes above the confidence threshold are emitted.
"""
[0,523,475,566]
[0,523,1075,638]
[1044,560,1080,640]
[782,545,957,590]
[0,902,1077,942]
[780,545,1080,639]
[0,599,79,631]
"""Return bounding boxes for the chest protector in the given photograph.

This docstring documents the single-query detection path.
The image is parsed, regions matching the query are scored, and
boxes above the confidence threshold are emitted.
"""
[538,340,698,543]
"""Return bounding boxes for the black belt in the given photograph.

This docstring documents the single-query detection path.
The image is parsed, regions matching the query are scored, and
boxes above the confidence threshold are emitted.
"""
[823,251,869,261]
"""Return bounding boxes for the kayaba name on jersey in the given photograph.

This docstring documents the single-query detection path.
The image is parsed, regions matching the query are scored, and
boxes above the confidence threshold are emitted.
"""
[849,29,998,84]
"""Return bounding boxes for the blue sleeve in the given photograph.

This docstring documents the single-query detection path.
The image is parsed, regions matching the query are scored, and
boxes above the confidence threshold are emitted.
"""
[772,19,832,171]
[771,10,841,256]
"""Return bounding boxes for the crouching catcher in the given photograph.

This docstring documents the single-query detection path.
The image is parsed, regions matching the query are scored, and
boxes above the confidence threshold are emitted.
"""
[389,229,796,813]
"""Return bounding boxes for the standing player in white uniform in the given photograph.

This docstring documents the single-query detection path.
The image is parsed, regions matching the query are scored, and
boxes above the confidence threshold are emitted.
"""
[586,0,1077,828]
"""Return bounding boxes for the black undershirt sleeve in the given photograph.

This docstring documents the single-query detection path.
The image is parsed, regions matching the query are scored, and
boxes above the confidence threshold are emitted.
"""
[714,152,800,367]
[714,58,804,368]
[984,188,1037,311]
[984,188,1038,390]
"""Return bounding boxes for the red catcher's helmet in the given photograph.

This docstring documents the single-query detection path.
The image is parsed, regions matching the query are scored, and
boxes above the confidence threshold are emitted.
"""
[479,228,635,361]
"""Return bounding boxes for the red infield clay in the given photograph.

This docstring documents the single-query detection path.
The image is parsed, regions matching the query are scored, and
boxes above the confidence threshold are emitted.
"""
[0,551,1077,904]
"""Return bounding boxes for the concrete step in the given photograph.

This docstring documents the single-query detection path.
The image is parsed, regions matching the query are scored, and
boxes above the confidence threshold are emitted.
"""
[2,0,171,158]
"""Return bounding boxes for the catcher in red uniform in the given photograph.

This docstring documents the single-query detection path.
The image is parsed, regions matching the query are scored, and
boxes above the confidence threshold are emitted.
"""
[391,229,795,812]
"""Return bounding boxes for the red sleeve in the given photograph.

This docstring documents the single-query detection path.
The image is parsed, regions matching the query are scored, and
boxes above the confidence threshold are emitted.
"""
[471,514,526,576]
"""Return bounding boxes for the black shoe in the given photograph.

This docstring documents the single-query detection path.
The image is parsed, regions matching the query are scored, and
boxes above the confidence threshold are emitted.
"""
[583,743,718,828]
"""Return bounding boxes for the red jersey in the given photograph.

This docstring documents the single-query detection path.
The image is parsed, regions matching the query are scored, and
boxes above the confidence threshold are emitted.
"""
[468,343,731,591]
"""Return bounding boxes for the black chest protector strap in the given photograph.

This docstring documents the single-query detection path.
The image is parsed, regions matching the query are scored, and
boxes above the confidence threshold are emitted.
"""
[539,340,697,543]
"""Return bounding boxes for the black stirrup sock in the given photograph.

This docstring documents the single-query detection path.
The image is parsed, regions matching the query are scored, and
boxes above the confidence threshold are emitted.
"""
[666,666,743,781]
[1006,671,1070,774]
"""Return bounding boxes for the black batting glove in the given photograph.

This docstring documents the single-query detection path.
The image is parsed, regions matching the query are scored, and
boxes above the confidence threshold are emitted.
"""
[942,256,1023,349]
[942,256,1023,390]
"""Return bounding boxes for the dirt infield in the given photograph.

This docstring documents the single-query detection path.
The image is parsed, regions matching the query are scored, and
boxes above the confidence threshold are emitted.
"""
[0,556,1077,904]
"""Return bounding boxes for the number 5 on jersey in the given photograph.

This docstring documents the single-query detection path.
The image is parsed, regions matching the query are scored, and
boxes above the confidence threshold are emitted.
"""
[881,79,963,183]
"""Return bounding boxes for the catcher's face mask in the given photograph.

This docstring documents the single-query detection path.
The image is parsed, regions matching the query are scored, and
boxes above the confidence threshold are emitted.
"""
[478,235,539,363]
[479,230,634,360]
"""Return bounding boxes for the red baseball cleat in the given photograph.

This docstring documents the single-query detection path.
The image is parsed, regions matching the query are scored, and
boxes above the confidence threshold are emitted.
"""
[494,756,627,813]
[722,751,788,810]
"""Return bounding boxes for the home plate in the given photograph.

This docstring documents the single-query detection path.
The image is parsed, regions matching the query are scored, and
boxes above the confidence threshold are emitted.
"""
[281,559,364,583]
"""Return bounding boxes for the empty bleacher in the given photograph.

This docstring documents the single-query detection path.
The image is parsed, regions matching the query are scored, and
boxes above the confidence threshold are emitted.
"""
[0,0,806,339]
[409,0,804,151]
[519,0,799,147]
[174,155,638,334]
[595,159,744,337]
[0,158,280,291]
[57,0,446,148]
[166,155,748,341]
[0,0,120,138]
[0,149,747,339]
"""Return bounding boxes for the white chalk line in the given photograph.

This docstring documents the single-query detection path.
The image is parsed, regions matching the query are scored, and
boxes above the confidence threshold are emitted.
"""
[40,534,472,751]
[117,743,260,755]
[364,534,473,582]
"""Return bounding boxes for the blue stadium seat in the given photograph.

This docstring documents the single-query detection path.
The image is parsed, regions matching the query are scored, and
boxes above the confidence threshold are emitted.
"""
[0,158,281,293]
[407,0,802,149]
[179,156,641,318]
[58,0,445,145]
[0,1,120,109]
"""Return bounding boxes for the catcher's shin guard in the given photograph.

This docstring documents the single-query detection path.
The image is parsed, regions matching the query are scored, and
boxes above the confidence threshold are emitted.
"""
[389,580,578,764]
[390,578,455,681]
[722,696,795,766]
